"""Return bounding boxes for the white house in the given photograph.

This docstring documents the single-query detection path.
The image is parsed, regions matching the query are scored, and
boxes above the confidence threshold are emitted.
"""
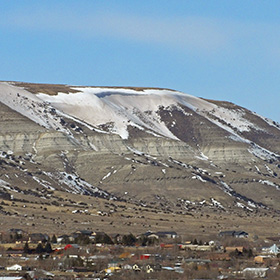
[262,244,280,255]
[242,267,269,278]
[6,264,22,271]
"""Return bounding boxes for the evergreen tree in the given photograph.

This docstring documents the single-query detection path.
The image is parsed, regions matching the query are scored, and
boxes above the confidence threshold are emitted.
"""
[51,234,57,244]
[122,233,137,246]
[102,234,114,244]
[35,242,44,254]
[23,242,30,254]
[44,242,53,253]
[248,248,253,258]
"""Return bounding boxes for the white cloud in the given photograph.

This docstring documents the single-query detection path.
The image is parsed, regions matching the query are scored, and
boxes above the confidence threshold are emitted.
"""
[1,7,280,57]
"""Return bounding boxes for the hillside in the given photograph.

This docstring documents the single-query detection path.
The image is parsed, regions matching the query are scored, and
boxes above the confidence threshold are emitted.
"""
[0,81,280,236]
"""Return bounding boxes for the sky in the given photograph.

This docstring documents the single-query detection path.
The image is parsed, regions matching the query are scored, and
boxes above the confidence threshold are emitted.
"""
[0,0,280,122]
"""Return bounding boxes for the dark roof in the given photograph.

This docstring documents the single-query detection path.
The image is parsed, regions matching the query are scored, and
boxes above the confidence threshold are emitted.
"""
[9,228,25,233]
[156,231,178,236]
[58,234,70,238]
[234,231,248,236]
[75,230,93,235]
[94,231,106,235]
[142,231,155,237]
[29,233,50,241]
[219,231,235,236]
[219,230,248,237]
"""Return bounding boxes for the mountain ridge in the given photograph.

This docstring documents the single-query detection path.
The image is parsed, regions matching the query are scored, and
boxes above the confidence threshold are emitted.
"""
[0,81,280,235]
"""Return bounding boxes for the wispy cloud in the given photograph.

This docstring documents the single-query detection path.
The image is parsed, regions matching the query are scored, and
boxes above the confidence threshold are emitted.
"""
[1,7,280,58]
[0,8,230,53]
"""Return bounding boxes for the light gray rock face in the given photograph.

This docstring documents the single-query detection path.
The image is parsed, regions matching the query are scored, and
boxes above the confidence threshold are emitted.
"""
[0,81,280,215]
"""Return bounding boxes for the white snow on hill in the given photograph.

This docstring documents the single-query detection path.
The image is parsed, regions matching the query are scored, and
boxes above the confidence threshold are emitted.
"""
[0,82,71,135]
[35,85,261,140]
[0,81,273,142]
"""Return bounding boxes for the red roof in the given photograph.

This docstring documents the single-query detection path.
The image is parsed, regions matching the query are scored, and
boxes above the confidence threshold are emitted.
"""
[64,244,73,250]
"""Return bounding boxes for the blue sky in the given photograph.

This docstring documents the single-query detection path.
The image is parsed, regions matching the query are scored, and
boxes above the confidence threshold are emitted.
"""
[1,0,280,121]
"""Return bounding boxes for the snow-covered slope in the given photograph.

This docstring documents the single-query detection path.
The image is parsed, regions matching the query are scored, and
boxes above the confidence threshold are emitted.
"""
[37,86,268,140]
[1,81,277,142]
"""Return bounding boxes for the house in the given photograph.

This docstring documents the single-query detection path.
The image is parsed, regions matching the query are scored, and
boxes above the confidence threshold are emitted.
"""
[64,244,79,251]
[123,264,133,270]
[160,243,174,249]
[179,244,214,251]
[156,231,178,239]
[242,267,269,278]
[254,255,271,264]
[225,246,245,253]
[140,231,178,239]
[104,266,121,274]
[29,233,49,243]
[234,231,248,238]
[219,230,248,238]
[71,230,94,239]
[132,264,141,272]
[6,264,22,271]
[140,231,154,237]
[28,269,54,279]
[8,228,25,235]
[73,230,93,236]
[262,244,280,255]
[140,254,151,260]
[145,264,154,273]
[146,233,160,239]
[210,253,231,261]
[219,230,235,237]
[119,252,133,259]
[57,234,74,244]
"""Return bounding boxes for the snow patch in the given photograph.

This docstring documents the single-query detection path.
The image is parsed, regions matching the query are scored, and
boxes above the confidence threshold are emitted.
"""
[192,175,207,183]
[259,180,280,190]
[211,198,225,209]
[102,171,112,180]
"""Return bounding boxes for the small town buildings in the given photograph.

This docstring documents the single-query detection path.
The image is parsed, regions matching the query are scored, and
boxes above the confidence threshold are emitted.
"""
[179,244,214,251]
[140,230,178,239]
[219,230,248,238]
